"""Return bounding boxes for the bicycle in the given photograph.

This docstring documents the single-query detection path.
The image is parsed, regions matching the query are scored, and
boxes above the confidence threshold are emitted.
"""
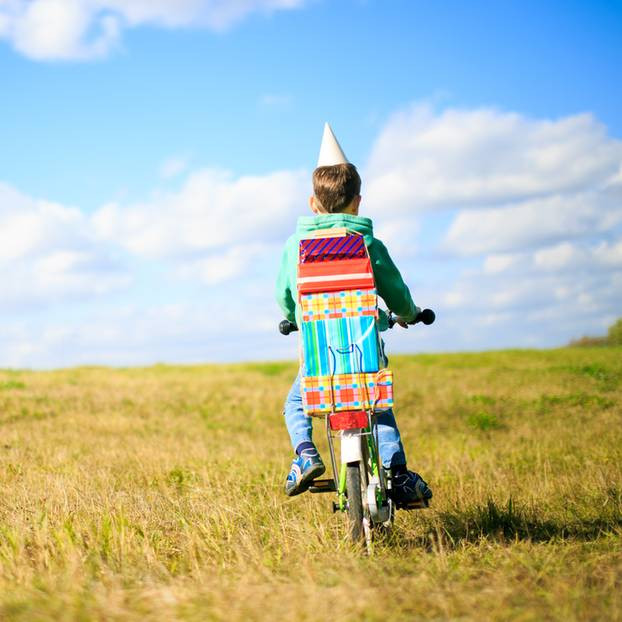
[279,307,435,551]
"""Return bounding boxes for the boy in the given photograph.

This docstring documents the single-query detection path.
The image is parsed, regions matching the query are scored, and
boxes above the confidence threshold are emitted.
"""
[275,123,432,506]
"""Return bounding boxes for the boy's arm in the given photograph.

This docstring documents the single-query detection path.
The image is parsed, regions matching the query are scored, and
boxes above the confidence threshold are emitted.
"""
[275,243,297,323]
[371,239,419,323]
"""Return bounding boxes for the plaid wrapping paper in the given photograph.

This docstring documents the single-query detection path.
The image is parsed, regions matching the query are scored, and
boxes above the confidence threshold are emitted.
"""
[301,369,394,415]
[300,289,378,322]
[301,316,380,376]
[299,234,367,263]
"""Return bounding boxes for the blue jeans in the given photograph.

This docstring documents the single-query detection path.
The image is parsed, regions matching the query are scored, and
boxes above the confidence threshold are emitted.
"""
[283,368,407,469]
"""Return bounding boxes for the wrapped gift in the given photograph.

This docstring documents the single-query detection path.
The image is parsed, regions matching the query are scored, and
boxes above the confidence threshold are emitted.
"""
[299,234,367,263]
[300,289,377,322]
[301,316,380,376]
[301,369,394,415]
[297,256,374,294]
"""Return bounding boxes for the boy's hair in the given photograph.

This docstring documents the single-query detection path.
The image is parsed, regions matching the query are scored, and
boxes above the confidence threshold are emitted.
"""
[312,163,361,213]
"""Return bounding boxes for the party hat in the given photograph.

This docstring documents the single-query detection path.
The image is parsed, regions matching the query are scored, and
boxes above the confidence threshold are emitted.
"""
[317,122,349,167]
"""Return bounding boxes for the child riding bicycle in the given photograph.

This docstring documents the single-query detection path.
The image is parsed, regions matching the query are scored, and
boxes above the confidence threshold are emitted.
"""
[275,123,432,506]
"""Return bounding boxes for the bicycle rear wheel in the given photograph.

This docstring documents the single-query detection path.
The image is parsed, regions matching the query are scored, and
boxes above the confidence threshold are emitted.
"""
[346,462,365,543]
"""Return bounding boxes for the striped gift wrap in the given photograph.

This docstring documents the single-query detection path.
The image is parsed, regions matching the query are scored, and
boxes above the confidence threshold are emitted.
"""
[301,316,380,376]
[299,234,367,263]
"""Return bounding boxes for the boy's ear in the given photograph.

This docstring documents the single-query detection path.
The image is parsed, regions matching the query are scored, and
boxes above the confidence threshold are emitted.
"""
[309,195,321,214]
[352,195,361,214]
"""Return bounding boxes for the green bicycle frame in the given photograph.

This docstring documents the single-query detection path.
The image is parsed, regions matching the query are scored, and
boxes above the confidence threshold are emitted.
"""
[335,419,384,513]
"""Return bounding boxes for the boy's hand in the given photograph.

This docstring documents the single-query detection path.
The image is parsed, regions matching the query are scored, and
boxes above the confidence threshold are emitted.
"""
[395,317,410,329]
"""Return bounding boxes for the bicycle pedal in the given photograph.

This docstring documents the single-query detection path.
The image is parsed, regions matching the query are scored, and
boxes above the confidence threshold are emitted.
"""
[309,479,337,493]
[396,498,430,510]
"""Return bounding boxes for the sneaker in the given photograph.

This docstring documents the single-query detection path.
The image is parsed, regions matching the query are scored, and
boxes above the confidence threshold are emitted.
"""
[285,447,326,497]
[391,470,432,507]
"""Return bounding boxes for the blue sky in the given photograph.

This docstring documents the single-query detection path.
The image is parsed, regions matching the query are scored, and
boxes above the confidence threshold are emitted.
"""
[0,0,621,367]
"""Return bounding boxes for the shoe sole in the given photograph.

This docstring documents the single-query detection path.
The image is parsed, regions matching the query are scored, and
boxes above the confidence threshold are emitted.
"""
[285,462,326,497]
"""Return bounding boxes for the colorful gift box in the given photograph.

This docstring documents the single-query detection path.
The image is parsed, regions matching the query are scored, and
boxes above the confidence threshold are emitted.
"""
[301,369,394,415]
[297,256,375,294]
[300,289,378,322]
[299,234,367,263]
[301,316,380,376]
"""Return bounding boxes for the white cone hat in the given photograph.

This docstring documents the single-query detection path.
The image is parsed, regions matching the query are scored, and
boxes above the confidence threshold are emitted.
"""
[317,122,349,167]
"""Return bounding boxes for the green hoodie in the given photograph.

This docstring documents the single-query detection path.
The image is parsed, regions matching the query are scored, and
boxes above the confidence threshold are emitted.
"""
[275,213,418,331]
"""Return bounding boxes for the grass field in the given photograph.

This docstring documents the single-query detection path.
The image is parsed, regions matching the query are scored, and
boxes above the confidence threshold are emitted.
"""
[1,348,621,621]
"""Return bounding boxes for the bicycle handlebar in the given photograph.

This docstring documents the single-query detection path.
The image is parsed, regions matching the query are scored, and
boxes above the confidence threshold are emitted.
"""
[279,319,298,335]
[279,308,435,334]
[387,308,436,328]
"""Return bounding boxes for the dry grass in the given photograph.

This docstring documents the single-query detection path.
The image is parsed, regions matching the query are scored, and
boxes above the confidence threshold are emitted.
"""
[1,348,621,621]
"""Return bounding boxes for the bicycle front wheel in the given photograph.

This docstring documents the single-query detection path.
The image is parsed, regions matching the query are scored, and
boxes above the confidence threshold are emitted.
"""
[346,462,365,543]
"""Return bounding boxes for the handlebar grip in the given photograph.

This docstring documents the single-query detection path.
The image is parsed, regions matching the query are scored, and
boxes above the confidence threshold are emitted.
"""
[414,308,435,325]
[279,320,298,335]
[388,308,435,327]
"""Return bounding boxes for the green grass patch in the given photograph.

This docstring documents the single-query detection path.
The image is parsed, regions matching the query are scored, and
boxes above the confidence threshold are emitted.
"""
[0,380,25,390]
[239,361,295,376]
[466,411,504,431]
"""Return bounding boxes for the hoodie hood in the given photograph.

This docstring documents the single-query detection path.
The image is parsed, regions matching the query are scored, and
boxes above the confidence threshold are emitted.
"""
[296,214,374,246]
[277,212,417,329]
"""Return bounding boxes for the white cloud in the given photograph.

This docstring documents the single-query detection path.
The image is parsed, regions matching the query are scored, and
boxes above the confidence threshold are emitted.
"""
[483,253,519,274]
[92,168,307,259]
[98,0,305,29]
[482,239,622,276]
[363,105,622,260]
[441,263,619,327]
[0,297,293,368]
[372,217,419,258]
[0,0,307,60]
[0,165,307,314]
[533,242,582,271]
[3,0,121,60]
[176,242,275,285]
[434,235,622,349]
[0,182,129,309]
[444,191,622,256]
[595,239,622,266]
[365,105,622,214]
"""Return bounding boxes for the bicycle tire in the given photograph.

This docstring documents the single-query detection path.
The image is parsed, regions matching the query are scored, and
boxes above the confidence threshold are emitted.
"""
[346,462,365,543]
